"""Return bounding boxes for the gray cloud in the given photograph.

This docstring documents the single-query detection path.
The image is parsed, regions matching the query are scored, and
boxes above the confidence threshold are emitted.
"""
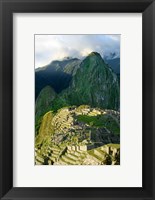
[35,35,120,68]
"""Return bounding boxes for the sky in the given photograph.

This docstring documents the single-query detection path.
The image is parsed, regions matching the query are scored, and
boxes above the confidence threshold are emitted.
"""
[35,35,120,68]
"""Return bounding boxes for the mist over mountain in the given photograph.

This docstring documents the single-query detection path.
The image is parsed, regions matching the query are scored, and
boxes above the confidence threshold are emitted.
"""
[35,35,120,68]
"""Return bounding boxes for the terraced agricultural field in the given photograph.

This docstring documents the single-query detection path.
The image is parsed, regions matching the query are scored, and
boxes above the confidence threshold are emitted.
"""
[35,106,120,165]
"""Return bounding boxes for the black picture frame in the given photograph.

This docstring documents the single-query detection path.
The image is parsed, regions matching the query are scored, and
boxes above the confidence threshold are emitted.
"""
[0,0,155,199]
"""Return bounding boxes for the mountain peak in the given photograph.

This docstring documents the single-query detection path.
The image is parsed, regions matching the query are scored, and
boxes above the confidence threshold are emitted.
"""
[88,52,101,57]
[64,50,119,110]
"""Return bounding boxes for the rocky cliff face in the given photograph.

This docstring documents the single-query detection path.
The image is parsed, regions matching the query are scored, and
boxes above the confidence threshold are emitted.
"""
[62,52,120,110]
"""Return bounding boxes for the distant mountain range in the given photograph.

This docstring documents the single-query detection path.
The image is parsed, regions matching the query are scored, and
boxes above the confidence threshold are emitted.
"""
[105,58,120,75]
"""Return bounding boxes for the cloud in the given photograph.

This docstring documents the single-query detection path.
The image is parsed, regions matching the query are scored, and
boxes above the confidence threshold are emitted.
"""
[35,35,120,68]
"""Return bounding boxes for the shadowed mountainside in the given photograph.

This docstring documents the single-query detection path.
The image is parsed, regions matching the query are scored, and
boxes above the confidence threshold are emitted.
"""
[35,58,81,99]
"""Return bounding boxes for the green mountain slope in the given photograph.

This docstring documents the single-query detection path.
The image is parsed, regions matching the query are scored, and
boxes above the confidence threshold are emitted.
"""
[35,86,56,135]
[62,52,119,110]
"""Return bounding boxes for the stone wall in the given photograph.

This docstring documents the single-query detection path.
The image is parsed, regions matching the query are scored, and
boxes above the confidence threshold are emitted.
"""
[67,145,87,151]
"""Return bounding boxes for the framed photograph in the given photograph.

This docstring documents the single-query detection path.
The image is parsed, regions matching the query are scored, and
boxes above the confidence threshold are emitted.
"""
[35,34,121,167]
[0,0,155,199]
